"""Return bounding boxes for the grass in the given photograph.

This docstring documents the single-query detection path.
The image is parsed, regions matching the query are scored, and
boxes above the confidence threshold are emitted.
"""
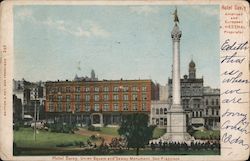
[14,128,89,148]
[14,127,166,149]
[193,130,220,139]
[85,126,165,138]
[14,127,220,156]
[86,126,165,139]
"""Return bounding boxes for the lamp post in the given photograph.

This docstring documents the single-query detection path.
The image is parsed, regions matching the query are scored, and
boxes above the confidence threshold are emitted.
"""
[33,87,37,141]
[70,109,75,125]
[37,98,42,121]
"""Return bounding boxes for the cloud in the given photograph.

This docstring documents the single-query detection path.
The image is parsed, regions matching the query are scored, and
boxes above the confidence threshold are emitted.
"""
[190,6,219,16]
[15,8,110,38]
[129,6,159,15]
[90,23,110,37]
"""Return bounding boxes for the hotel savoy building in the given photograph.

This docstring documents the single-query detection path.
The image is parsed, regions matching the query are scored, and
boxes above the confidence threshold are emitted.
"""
[13,62,220,130]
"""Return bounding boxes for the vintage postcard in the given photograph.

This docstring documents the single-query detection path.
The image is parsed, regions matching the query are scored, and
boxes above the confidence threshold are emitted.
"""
[0,0,249,161]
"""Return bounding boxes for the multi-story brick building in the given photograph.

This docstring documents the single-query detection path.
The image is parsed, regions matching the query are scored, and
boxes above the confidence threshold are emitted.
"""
[45,78,159,126]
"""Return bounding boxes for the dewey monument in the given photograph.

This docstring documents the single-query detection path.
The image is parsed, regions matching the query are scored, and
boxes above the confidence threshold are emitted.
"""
[157,9,192,142]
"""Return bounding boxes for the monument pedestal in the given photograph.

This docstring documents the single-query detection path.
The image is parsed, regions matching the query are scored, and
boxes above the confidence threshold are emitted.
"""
[161,132,193,142]
[151,105,193,143]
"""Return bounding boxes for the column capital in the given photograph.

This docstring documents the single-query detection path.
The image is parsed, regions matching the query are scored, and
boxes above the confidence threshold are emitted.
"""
[171,23,182,41]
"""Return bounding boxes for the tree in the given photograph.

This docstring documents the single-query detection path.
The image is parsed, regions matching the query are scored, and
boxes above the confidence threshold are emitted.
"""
[118,113,155,155]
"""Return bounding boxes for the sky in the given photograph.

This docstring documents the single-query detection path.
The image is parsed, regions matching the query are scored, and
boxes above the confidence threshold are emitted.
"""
[14,5,220,88]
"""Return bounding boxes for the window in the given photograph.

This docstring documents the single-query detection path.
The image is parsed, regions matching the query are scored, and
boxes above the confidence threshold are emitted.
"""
[49,103,54,112]
[142,86,147,91]
[66,103,71,112]
[156,109,159,115]
[192,112,194,117]
[216,110,219,115]
[103,104,109,111]
[164,108,167,114]
[75,94,80,101]
[85,95,90,101]
[57,102,62,112]
[113,103,119,111]
[75,103,81,112]
[164,118,167,125]
[49,95,53,101]
[94,95,99,101]
[66,87,71,92]
[212,109,214,115]
[156,119,159,125]
[113,94,119,100]
[57,95,62,101]
[123,103,129,111]
[66,95,70,102]
[132,94,137,100]
[132,103,138,111]
[216,99,219,105]
[103,86,109,92]
[211,99,214,105]
[142,103,147,111]
[103,94,109,101]
[206,99,208,105]
[196,111,199,117]
[52,87,57,93]
[206,109,208,115]
[142,93,147,100]
[123,94,128,100]
[160,108,163,114]
[85,87,90,92]
[123,86,129,92]
[75,87,80,93]
[200,111,202,117]
[132,86,138,92]
[94,87,99,92]
[113,86,119,92]
[58,87,62,93]
[94,104,99,111]
[85,104,90,111]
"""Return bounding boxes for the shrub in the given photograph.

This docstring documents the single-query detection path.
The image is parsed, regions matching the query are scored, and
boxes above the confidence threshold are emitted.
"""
[187,125,195,135]
[90,135,98,141]
[49,123,76,134]
[56,142,74,147]
[88,125,100,131]
[13,142,21,155]
[13,123,20,131]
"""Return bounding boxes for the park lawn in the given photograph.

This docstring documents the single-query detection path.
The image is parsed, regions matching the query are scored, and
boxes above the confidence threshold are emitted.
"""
[193,130,220,139]
[14,128,88,148]
[153,128,165,139]
[84,126,165,138]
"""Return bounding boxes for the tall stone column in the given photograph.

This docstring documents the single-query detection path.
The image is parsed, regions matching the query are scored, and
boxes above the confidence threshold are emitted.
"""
[171,21,182,111]
[151,9,192,143]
